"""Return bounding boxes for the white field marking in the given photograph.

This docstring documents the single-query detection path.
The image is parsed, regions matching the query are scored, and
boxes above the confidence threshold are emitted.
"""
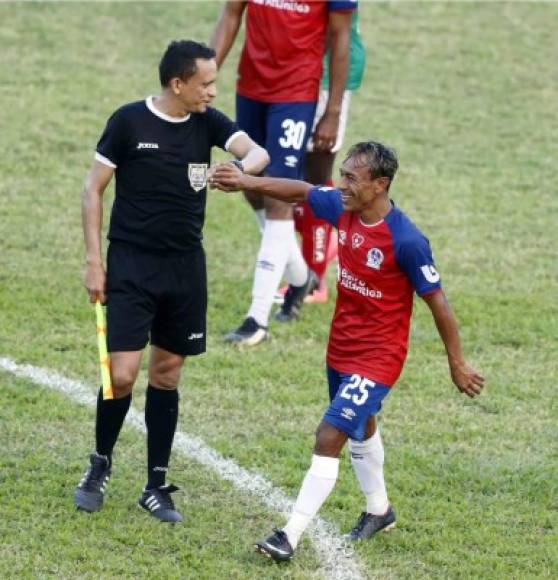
[0,357,368,580]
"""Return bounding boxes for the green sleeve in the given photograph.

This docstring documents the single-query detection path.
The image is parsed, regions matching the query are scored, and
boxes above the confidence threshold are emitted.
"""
[321,11,367,91]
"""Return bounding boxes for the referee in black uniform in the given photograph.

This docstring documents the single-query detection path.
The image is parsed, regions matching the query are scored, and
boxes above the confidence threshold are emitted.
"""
[75,40,269,522]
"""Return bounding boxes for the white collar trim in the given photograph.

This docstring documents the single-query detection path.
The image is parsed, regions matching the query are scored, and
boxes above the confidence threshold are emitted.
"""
[359,217,384,228]
[146,96,191,123]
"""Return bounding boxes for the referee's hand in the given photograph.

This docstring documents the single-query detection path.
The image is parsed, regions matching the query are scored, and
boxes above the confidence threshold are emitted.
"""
[83,261,107,304]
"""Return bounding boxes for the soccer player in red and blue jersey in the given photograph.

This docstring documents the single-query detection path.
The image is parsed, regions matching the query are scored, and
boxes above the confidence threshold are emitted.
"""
[211,0,356,345]
[209,141,485,561]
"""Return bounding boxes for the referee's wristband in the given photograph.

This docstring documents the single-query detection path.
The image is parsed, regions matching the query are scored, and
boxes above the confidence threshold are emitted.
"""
[230,159,244,172]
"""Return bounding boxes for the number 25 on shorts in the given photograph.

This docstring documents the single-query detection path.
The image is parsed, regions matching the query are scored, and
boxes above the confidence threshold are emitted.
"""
[339,374,376,406]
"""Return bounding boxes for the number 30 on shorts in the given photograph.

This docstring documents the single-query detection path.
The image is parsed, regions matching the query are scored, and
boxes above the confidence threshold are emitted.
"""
[279,119,307,150]
[339,374,376,406]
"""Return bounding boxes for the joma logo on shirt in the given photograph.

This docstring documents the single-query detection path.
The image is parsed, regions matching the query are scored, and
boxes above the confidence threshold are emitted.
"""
[137,142,159,149]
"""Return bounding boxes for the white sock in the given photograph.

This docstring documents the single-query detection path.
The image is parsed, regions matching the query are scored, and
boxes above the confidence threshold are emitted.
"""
[247,219,293,326]
[349,430,389,515]
[283,236,308,287]
[282,455,339,549]
[254,209,265,234]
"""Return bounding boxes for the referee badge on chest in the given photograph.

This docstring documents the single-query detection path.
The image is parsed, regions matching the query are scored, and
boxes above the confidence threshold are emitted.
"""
[188,163,208,192]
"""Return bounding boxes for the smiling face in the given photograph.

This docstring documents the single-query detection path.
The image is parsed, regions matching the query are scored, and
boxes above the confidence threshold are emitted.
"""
[338,154,391,212]
[172,58,218,113]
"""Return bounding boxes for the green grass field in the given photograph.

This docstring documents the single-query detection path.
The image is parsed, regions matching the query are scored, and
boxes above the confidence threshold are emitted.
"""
[0,2,557,578]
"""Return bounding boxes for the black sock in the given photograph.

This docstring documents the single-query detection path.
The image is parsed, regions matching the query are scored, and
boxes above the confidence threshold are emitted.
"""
[145,384,179,490]
[95,387,132,462]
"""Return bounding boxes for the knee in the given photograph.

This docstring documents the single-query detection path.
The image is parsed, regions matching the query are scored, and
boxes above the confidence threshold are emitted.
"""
[265,198,292,220]
[149,360,182,389]
[110,367,137,397]
[313,422,345,458]
[244,190,264,210]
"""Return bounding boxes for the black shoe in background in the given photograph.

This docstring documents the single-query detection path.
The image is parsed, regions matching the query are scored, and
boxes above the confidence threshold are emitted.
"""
[274,270,319,323]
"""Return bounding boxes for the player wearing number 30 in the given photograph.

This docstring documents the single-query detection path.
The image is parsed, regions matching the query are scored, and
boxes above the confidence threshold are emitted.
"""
[211,0,356,344]
[209,141,485,561]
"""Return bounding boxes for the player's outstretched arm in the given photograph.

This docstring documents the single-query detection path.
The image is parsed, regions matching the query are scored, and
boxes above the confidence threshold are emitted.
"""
[209,163,312,203]
[422,290,485,398]
[81,160,114,304]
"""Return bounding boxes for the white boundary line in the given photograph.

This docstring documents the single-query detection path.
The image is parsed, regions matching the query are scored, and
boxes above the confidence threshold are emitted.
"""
[0,357,365,580]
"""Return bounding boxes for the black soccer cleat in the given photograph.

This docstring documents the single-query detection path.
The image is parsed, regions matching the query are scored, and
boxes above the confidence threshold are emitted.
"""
[274,270,319,323]
[254,528,294,562]
[74,453,111,513]
[139,484,183,523]
[224,316,269,346]
[345,506,396,541]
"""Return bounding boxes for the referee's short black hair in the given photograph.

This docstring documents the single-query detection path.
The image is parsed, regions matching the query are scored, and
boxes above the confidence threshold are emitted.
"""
[159,40,216,86]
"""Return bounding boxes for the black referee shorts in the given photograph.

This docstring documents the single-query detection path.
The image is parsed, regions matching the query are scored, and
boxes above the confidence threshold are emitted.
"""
[106,242,207,357]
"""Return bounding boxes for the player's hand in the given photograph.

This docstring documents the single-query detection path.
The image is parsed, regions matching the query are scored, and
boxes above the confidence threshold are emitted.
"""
[312,110,340,153]
[83,261,107,304]
[206,162,225,182]
[449,359,485,398]
[209,162,245,192]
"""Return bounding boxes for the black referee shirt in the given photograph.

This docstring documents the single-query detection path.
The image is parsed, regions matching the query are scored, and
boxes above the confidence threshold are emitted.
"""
[95,97,242,253]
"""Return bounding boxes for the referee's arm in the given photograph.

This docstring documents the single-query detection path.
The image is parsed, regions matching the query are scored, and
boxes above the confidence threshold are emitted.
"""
[81,160,114,304]
[227,133,270,175]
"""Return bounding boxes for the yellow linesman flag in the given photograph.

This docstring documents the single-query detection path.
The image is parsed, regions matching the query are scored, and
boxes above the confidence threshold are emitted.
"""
[95,300,113,400]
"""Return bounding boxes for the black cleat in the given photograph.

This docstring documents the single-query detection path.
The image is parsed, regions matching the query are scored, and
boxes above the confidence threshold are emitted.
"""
[345,506,396,541]
[224,316,269,346]
[274,270,319,322]
[139,484,183,523]
[255,529,294,562]
[75,453,111,512]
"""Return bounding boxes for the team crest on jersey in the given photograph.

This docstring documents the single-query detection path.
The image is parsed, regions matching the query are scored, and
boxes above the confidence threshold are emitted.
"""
[188,163,208,192]
[366,248,384,270]
[352,233,365,249]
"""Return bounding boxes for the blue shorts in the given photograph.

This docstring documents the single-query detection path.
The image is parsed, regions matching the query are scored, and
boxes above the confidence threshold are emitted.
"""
[323,366,392,442]
[236,94,316,180]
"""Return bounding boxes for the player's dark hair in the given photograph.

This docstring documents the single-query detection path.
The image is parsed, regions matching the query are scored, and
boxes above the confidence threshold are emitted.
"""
[346,141,399,190]
[159,40,216,86]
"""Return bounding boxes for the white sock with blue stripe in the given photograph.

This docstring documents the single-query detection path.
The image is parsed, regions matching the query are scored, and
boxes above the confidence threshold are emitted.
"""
[282,454,339,549]
[349,429,389,515]
[248,219,294,326]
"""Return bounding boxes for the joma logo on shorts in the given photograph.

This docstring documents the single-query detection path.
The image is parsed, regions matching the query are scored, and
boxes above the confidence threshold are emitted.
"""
[137,142,159,149]
[187,332,204,340]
